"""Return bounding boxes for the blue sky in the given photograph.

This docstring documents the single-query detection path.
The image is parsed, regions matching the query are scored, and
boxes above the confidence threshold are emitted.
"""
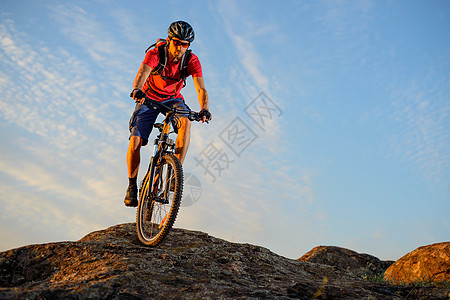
[0,0,448,260]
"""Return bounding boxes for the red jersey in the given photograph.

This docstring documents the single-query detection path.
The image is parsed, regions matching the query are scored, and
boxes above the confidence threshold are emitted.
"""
[142,47,203,101]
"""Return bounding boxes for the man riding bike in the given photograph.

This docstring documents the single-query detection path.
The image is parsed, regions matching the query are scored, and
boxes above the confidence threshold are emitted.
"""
[125,20,211,207]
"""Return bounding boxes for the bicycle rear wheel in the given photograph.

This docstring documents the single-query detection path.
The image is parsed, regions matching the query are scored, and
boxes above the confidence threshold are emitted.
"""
[136,153,183,246]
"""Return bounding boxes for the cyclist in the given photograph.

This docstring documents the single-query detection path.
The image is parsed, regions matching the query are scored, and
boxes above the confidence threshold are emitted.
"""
[125,20,211,207]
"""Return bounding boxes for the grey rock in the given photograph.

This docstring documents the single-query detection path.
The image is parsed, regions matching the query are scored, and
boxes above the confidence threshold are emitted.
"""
[0,223,449,299]
[298,245,394,279]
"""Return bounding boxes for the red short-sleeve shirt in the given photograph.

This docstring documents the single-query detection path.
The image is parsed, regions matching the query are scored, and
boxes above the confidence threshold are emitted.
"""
[142,47,203,101]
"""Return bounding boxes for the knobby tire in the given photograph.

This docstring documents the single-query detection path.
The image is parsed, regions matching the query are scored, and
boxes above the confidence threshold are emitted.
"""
[136,153,183,246]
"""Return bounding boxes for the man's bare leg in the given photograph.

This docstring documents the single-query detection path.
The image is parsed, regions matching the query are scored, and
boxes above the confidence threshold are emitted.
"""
[127,136,143,178]
[175,117,191,164]
[124,136,143,207]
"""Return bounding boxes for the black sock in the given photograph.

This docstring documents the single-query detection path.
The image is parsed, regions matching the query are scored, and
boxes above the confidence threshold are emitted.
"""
[129,177,137,187]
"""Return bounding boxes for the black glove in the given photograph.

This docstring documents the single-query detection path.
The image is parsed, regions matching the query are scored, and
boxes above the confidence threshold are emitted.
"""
[130,89,146,100]
[199,109,212,121]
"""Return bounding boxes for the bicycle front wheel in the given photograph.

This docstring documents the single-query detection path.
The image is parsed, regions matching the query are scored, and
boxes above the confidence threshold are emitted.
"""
[136,153,183,246]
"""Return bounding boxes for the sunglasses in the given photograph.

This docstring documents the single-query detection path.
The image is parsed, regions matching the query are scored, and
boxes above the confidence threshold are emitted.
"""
[171,38,190,48]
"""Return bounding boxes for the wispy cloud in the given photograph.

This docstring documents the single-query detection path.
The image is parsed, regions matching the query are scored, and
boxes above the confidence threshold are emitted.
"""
[377,72,450,181]
[215,0,273,94]
[0,19,133,250]
[340,10,445,184]
[50,5,119,64]
[167,1,326,256]
[48,3,138,95]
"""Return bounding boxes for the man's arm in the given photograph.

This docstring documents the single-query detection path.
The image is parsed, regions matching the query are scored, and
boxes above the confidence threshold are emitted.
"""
[193,76,210,122]
[193,76,208,110]
[131,63,152,101]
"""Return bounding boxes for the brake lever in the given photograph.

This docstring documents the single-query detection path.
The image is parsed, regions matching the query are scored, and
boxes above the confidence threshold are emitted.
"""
[138,97,160,110]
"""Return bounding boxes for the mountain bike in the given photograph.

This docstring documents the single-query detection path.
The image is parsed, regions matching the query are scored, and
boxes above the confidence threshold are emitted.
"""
[136,96,204,246]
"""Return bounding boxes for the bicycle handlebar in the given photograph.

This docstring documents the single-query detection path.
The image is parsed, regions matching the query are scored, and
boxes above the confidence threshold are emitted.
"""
[137,96,203,122]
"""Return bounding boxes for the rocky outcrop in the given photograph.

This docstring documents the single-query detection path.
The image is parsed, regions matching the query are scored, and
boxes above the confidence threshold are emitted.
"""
[0,223,449,299]
[384,242,450,284]
[298,245,394,279]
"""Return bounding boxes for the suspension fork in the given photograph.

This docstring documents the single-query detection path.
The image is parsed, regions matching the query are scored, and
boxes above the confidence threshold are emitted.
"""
[147,117,170,172]
[146,115,175,200]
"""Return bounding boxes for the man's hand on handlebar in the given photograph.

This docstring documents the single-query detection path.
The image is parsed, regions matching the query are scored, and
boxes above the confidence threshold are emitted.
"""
[129,90,211,124]
[199,109,212,123]
[130,88,146,104]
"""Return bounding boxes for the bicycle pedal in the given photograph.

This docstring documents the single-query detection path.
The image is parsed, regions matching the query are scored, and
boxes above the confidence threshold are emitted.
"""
[155,197,169,205]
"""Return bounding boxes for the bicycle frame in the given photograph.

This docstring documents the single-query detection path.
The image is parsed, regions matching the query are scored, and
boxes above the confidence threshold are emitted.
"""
[135,96,206,246]
[142,97,199,200]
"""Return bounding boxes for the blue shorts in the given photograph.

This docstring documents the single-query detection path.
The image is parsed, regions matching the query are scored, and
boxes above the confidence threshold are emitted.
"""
[129,98,190,146]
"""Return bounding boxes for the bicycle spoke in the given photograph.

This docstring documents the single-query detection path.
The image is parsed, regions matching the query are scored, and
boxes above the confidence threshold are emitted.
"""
[158,213,168,229]
[136,153,183,246]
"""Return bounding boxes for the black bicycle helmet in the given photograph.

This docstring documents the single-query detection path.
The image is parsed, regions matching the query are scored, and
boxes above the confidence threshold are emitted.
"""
[167,21,195,43]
